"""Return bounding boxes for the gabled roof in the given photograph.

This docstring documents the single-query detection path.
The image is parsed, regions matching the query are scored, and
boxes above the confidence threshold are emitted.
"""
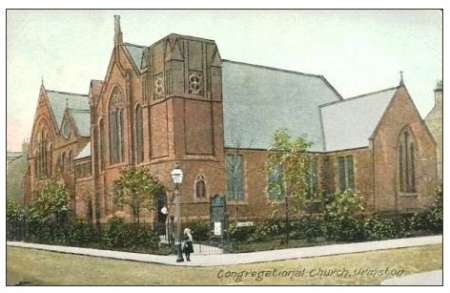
[320,86,399,152]
[123,43,145,69]
[74,142,91,160]
[68,109,90,137]
[222,60,343,152]
[46,90,89,129]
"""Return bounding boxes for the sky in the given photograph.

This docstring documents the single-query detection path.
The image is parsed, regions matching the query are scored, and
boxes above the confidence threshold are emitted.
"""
[6,10,442,152]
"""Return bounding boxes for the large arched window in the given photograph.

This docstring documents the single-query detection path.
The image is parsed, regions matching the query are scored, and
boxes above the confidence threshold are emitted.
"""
[36,130,48,179]
[399,128,416,193]
[109,88,125,164]
[134,104,144,163]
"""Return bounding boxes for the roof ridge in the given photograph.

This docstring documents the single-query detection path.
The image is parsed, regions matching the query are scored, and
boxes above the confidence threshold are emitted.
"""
[347,85,400,100]
[223,59,322,78]
[46,89,88,97]
[319,86,399,108]
[123,42,146,48]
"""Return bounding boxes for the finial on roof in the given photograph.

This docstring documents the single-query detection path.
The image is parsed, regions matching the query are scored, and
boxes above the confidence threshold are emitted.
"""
[114,15,123,46]
[65,97,69,109]
[41,76,44,87]
[435,79,443,91]
[399,70,404,86]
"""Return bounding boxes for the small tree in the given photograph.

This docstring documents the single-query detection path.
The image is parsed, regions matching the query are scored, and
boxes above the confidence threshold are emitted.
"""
[325,189,364,221]
[30,180,70,223]
[7,199,25,222]
[113,168,164,224]
[266,129,313,244]
[324,189,365,241]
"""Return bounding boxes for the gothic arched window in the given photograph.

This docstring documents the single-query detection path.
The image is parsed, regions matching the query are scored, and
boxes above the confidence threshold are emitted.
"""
[98,119,105,170]
[195,176,206,198]
[61,152,66,173]
[48,144,53,176]
[36,130,48,179]
[399,128,416,192]
[134,104,144,163]
[68,150,72,172]
[109,88,125,164]
[34,150,38,179]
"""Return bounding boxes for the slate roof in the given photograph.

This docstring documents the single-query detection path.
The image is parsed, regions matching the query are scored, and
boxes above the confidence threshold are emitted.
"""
[123,43,145,69]
[320,86,398,152]
[222,60,342,152]
[46,90,89,129]
[74,142,91,160]
[68,109,91,137]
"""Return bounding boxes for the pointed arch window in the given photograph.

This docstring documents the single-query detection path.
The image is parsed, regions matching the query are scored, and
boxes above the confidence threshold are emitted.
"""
[399,128,416,192]
[68,150,72,172]
[48,144,53,176]
[61,152,66,173]
[109,88,125,164]
[34,150,38,179]
[195,175,206,199]
[98,119,105,170]
[134,104,144,163]
[36,130,49,179]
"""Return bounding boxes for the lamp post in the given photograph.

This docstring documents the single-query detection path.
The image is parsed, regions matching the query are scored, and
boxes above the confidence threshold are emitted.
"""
[170,163,184,262]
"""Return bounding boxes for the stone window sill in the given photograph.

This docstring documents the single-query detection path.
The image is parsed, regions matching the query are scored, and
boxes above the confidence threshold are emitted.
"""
[399,192,418,197]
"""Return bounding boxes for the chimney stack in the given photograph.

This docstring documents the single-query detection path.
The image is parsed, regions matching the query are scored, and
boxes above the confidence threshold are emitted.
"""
[434,80,442,108]
[114,15,123,46]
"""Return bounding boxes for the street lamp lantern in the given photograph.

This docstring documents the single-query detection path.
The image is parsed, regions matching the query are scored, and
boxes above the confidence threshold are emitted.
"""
[170,166,183,184]
[171,163,184,262]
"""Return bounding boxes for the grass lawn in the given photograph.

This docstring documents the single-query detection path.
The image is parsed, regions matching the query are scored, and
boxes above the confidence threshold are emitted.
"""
[7,244,442,285]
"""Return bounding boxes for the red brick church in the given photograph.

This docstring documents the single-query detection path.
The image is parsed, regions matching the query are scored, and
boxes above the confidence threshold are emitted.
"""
[24,16,438,226]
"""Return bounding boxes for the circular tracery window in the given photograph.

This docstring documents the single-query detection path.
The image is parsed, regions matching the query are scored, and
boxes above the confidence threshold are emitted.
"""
[188,72,203,95]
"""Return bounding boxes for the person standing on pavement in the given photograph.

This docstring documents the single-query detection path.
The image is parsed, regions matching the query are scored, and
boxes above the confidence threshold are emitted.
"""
[183,228,194,261]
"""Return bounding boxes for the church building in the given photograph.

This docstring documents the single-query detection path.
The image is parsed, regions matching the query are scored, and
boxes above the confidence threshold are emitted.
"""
[24,16,438,226]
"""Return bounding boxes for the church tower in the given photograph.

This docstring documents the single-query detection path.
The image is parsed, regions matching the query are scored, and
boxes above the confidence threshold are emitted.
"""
[142,33,226,218]
[142,34,224,161]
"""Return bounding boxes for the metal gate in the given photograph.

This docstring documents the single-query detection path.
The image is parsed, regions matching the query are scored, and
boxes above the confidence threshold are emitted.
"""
[210,194,226,235]
[154,192,167,235]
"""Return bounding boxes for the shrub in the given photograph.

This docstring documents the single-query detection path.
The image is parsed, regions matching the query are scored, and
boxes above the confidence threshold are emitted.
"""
[290,216,325,241]
[364,217,397,240]
[102,216,129,248]
[101,216,160,251]
[68,218,95,246]
[325,190,365,220]
[324,190,365,241]
[426,208,443,233]
[6,200,26,241]
[227,224,256,242]
[249,221,275,242]
[427,185,443,233]
[188,222,211,242]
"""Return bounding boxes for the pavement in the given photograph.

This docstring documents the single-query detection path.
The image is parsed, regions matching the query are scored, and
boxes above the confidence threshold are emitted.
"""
[7,235,441,267]
[381,270,442,285]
